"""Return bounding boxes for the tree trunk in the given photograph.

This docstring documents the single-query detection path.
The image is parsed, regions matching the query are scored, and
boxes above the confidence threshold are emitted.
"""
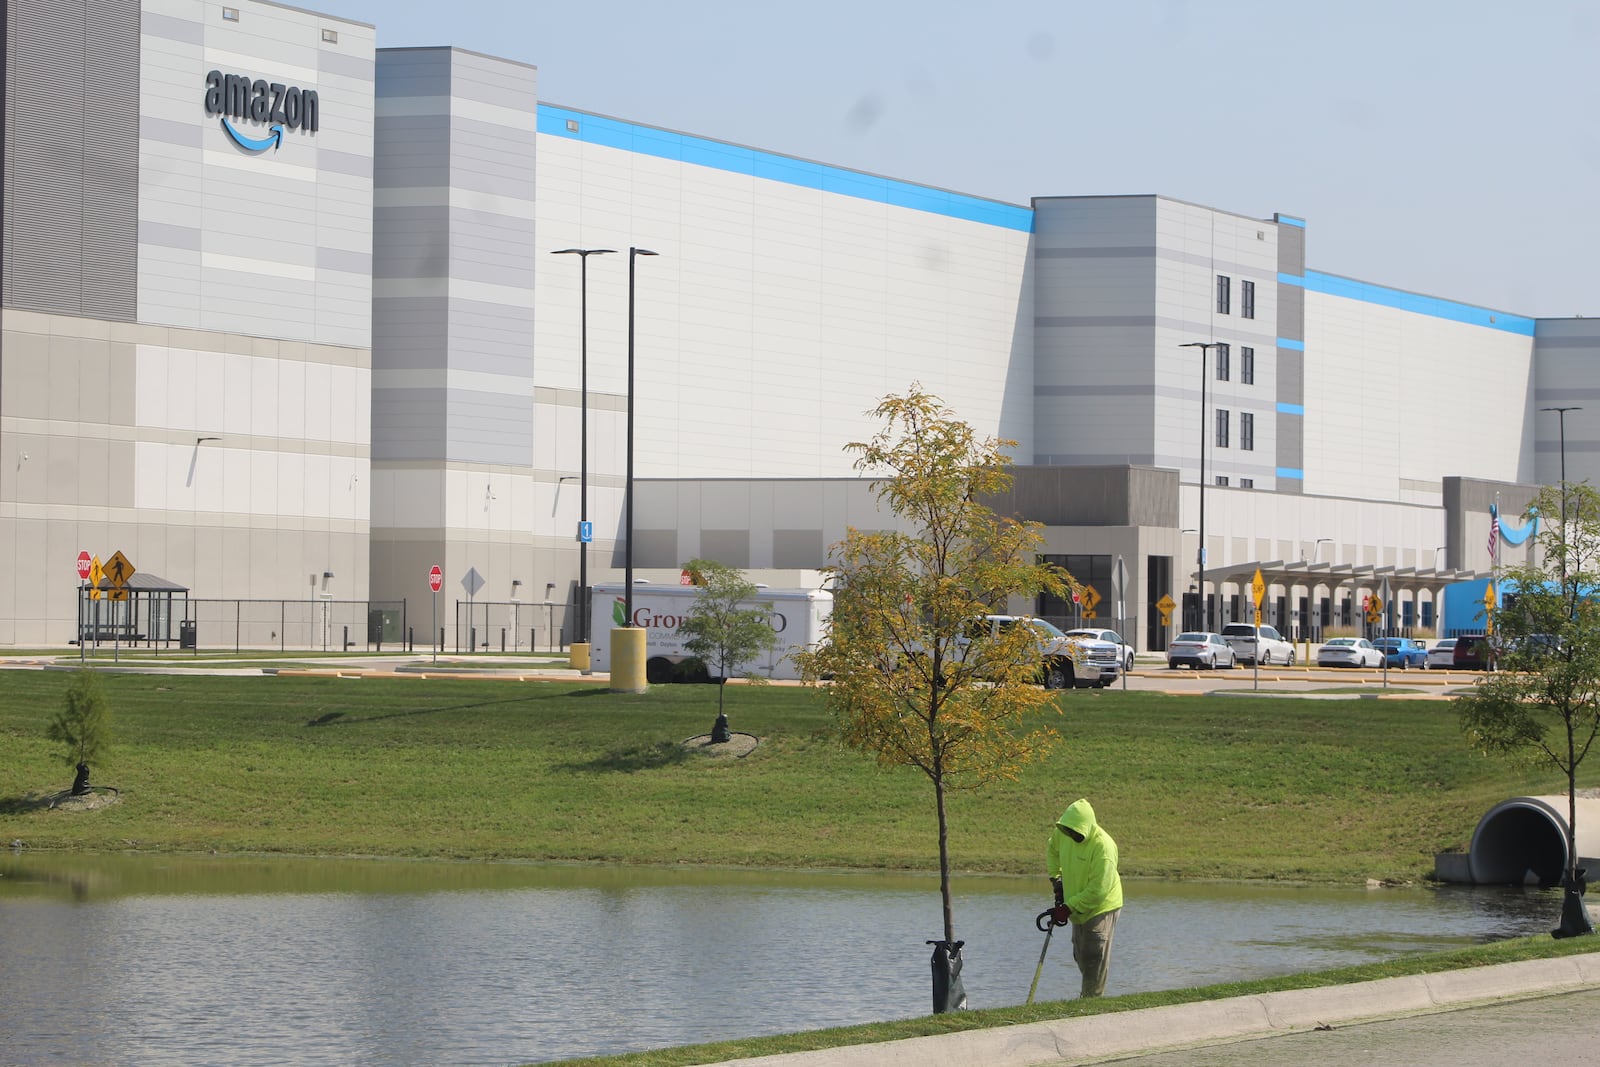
[935,768,954,944]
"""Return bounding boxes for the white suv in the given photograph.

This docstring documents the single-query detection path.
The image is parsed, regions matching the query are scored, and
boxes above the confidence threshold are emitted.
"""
[1220,623,1296,666]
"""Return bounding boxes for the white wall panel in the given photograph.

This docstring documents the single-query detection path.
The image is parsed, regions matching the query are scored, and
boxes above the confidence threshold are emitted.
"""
[1303,292,1534,497]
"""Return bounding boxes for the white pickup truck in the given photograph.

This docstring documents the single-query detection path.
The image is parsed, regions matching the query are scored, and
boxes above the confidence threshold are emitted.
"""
[979,616,1121,689]
[1220,623,1296,666]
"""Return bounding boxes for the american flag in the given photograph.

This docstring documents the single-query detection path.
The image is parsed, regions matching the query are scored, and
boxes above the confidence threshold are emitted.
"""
[1488,510,1499,556]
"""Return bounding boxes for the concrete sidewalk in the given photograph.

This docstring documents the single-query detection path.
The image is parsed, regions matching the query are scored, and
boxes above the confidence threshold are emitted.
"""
[712,952,1600,1067]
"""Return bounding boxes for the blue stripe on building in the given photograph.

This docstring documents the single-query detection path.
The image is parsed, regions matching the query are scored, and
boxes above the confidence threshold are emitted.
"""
[538,105,1036,233]
[1302,271,1536,336]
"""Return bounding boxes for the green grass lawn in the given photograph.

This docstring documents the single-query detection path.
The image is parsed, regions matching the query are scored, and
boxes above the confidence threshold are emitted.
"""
[0,670,1566,883]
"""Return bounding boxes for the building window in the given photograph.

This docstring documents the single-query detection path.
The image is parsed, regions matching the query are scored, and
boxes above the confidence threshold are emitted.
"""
[1241,346,1255,385]
[1241,411,1255,451]
[1241,279,1255,319]
[1216,475,1230,486]
[1216,408,1230,448]
[1215,343,1230,382]
[1217,275,1231,315]
[1241,477,1255,488]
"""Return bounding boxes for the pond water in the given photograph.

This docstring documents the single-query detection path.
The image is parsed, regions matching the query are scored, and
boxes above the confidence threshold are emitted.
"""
[0,853,1567,1067]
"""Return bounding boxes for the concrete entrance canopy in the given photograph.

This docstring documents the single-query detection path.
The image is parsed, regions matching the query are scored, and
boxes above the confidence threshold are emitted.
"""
[1211,560,1486,596]
[1206,560,1489,634]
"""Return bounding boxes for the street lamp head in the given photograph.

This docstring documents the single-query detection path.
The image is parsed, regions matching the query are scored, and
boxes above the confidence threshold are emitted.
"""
[551,247,616,257]
[631,247,659,258]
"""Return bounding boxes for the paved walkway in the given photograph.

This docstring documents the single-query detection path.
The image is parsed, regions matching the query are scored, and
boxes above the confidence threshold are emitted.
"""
[711,952,1600,1066]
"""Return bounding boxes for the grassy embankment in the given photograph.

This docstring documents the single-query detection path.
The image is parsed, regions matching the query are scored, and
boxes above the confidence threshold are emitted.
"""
[0,668,1566,879]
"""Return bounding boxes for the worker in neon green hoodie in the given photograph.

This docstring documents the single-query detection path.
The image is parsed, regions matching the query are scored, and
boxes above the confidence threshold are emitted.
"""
[1046,797,1123,997]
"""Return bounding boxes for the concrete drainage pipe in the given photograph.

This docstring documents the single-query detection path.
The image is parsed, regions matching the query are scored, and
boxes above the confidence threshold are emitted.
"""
[1468,795,1600,886]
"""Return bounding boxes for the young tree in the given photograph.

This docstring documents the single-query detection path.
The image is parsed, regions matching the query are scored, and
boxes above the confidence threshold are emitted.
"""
[795,387,1072,956]
[47,668,112,796]
[678,558,780,719]
[1457,481,1600,937]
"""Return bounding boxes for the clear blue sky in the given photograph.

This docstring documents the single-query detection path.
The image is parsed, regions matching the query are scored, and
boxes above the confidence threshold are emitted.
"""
[322,0,1599,319]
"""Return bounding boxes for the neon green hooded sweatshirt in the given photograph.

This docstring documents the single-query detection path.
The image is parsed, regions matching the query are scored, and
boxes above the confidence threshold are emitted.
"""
[1046,798,1123,922]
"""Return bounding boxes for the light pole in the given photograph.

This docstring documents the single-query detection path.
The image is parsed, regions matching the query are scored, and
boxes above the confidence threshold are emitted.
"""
[1542,405,1582,591]
[551,247,615,646]
[610,246,658,694]
[624,247,658,626]
[1180,342,1225,631]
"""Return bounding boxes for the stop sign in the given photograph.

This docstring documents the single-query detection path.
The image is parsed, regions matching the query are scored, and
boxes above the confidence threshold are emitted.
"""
[77,550,92,580]
[428,565,443,592]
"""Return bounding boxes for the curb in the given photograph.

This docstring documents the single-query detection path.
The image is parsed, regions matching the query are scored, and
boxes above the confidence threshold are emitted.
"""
[711,953,1600,1067]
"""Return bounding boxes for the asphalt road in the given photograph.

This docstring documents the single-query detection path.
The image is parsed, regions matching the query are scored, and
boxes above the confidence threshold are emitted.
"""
[1108,658,1473,697]
[1077,985,1600,1067]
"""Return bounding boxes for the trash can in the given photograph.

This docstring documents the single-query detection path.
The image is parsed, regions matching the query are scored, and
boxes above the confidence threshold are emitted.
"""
[179,620,197,650]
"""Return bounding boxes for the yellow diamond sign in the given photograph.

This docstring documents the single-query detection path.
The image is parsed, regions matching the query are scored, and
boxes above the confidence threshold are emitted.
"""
[1251,568,1266,609]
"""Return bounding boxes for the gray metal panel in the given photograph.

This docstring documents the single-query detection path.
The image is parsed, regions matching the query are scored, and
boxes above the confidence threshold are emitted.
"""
[375,47,455,97]
[632,529,678,568]
[445,388,534,466]
[773,529,824,568]
[1275,411,1303,472]
[320,48,375,83]
[372,296,448,369]
[372,206,451,279]
[372,388,448,459]
[140,10,203,45]
[986,465,1179,528]
[444,297,535,374]
[373,115,453,188]
[700,530,751,568]
[1277,219,1306,278]
[1278,347,1304,406]
[4,0,139,319]
[141,221,202,252]
[1277,281,1304,338]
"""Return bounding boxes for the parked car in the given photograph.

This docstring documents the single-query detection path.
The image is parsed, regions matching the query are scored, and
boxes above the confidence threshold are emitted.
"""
[1167,631,1237,670]
[1065,627,1136,672]
[1453,634,1496,671]
[1317,637,1382,668]
[1373,636,1428,669]
[1220,623,1296,666]
[1425,638,1458,669]
[972,616,1121,689]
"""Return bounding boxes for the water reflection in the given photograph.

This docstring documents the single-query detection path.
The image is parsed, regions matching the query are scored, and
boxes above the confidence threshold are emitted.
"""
[0,854,1566,1067]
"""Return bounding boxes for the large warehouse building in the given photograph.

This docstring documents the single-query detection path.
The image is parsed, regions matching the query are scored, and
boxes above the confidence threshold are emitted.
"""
[3,0,1596,650]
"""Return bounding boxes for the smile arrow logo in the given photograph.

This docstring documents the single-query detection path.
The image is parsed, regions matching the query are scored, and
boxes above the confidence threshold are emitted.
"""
[220,117,283,153]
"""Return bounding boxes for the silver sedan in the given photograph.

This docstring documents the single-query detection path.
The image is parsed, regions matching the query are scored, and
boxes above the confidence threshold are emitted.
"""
[1167,632,1237,670]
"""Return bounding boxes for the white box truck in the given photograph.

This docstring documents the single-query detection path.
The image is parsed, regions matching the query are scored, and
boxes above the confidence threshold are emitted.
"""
[589,582,832,683]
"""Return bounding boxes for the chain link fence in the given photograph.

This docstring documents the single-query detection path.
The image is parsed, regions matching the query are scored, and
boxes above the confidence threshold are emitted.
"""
[72,588,572,657]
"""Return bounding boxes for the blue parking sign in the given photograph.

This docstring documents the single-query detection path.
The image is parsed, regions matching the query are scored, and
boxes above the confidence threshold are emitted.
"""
[578,520,593,543]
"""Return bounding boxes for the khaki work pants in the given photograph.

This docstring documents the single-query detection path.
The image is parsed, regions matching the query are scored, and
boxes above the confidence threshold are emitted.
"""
[1071,907,1119,998]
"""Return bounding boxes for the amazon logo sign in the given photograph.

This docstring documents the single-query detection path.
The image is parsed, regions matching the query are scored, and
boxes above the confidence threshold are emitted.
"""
[203,70,319,153]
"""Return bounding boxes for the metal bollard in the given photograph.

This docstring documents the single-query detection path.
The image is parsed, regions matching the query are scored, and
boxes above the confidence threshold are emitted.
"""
[500,628,506,652]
